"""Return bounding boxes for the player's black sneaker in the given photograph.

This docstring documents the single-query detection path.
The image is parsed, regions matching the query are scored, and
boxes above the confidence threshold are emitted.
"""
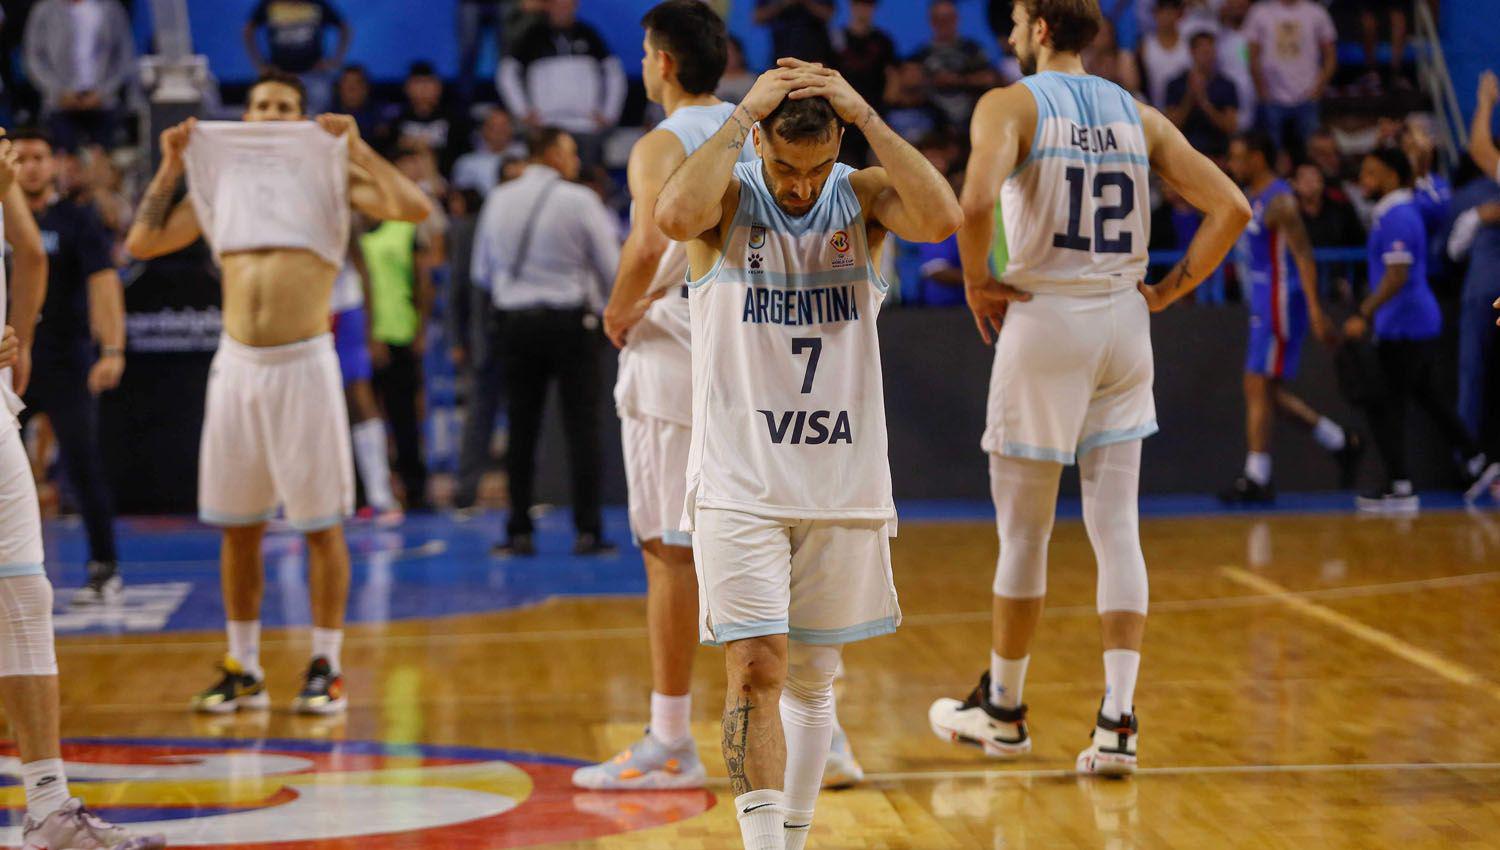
[491,534,535,557]
[192,655,270,714]
[71,560,123,607]
[1217,476,1275,506]
[1356,485,1420,514]
[928,672,1031,758]
[1077,702,1138,776]
[292,656,347,715]
[1331,431,1365,490]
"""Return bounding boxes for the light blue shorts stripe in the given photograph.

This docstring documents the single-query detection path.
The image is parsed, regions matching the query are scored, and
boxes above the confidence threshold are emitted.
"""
[290,513,348,532]
[703,619,789,647]
[1077,421,1159,456]
[998,441,1076,465]
[199,508,277,528]
[0,562,45,578]
[789,617,898,645]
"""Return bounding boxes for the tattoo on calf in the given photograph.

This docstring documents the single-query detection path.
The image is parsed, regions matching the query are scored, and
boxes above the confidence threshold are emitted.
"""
[723,695,753,797]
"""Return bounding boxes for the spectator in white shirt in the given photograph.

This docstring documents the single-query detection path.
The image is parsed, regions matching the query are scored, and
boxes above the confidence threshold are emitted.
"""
[1215,0,1255,130]
[1139,0,1192,108]
[451,107,526,193]
[1245,0,1336,157]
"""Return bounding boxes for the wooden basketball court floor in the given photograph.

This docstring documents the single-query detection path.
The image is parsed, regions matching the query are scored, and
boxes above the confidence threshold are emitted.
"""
[8,498,1500,849]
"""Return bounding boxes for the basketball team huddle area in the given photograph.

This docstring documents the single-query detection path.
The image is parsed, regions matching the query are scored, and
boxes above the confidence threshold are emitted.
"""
[6,2,1500,850]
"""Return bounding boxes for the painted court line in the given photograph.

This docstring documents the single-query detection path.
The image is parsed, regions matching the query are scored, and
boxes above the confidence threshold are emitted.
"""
[844,760,1500,784]
[1220,566,1500,702]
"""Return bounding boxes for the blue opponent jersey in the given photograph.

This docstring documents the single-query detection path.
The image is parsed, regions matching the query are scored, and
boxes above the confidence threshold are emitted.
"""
[1244,179,1305,333]
[1368,189,1441,341]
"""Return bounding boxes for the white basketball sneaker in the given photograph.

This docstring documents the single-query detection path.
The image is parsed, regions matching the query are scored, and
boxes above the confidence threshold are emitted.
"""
[822,724,865,788]
[21,798,165,850]
[928,672,1031,758]
[1076,703,1139,776]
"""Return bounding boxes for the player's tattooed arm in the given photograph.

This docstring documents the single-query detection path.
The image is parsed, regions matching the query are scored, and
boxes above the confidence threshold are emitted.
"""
[124,119,202,259]
[659,66,799,241]
[1139,104,1251,311]
[722,697,754,797]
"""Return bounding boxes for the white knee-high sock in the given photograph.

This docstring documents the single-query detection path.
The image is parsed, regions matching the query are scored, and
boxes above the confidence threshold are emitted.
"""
[351,419,396,511]
[226,620,262,677]
[1103,649,1140,721]
[781,644,839,850]
[21,758,70,821]
[735,789,785,850]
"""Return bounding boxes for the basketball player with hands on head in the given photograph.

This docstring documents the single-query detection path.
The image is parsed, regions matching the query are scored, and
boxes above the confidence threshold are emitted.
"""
[0,131,165,850]
[574,1,863,793]
[124,71,431,718]
[656,57,961,850]
[929,0,1250,776]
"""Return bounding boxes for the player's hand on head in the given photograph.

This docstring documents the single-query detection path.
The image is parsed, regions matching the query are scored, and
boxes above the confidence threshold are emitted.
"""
[0,326,18,371]
[317,114,361,141]
[740,66,802,123]
[786,65,869,125]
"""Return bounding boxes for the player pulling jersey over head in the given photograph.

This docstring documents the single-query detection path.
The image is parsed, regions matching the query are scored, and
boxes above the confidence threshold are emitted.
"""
[655,60,962,850]
[932,0,1251,779]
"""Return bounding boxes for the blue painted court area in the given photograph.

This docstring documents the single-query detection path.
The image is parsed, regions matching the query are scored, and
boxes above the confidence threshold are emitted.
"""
[42,492,1490,635]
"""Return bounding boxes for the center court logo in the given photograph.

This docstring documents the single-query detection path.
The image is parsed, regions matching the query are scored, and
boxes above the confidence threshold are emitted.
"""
[0,738,714,848]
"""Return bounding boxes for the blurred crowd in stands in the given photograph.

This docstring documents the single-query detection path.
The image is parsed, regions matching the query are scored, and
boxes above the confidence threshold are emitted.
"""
[0,0,1495,511]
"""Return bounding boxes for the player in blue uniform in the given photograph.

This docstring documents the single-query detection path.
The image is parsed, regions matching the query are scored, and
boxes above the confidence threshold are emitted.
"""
[1220,131,1361,504]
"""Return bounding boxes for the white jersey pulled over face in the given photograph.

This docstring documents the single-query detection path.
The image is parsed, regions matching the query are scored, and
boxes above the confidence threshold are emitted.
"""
[999,72,1150,294]
[683,161,894,528]
[615,102,756,426]
[185,122,350,269]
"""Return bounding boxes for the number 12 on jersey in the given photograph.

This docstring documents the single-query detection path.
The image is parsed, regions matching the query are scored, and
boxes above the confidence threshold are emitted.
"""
[1052,167,1136,254]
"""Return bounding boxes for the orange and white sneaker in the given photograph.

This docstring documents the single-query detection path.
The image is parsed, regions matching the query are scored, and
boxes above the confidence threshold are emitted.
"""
[291,657,347,715]
[571,731,707,790]
[1076,704,1138,777]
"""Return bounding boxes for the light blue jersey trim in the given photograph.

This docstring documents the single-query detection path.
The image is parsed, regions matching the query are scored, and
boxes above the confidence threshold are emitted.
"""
[0,562,45,578]
[1030,148,1150,168]
[713,266,871,288]
[999,441,1076,465]
[789,617,898,645]
[290,513,348,532]
[662,529,693,547]
[1015,72,1143,175]
[199,508,278,527]
[1077,421,1159,456]
[703,619,789,646]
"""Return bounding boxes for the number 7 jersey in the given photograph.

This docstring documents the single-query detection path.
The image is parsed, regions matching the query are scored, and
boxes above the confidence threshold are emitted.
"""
[999,72,1151,293]
[682,161,895,530]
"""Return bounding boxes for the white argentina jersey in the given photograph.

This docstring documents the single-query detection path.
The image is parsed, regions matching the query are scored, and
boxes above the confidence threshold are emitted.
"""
[999,72,1151,294]
[683,161,895,527]
[0,206,19,422]
[616,102,755,426]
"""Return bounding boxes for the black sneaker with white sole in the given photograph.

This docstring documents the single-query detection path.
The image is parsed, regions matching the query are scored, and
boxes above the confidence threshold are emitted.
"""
[1356,486,1420,514]
[71,560,123,607]
[928,672,1031,758]
[1217,476,1275,506]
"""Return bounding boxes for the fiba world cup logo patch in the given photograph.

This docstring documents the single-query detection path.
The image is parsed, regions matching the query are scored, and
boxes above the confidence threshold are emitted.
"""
[748,224,767,250]
[0,738,715,848]
[829,230,854,269]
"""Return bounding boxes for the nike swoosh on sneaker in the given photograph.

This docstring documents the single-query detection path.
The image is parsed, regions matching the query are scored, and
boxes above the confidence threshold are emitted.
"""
[742,802,775,814]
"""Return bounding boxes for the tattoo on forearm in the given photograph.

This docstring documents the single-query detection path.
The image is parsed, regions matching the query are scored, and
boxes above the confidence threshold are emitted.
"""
[1163,251,1195,295]
[857,107,877,133]
[138,186,174,231]
[727,108,753,151]
[722,695,753,797]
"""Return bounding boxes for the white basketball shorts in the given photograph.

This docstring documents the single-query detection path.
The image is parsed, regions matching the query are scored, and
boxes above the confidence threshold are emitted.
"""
[199,334,353,531]
[0,424,44,576]
[693,507,901,646]
[621,413,692,547]
[982,287,1158,465]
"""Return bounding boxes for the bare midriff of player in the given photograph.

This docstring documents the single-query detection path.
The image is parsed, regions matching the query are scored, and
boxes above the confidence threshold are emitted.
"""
[124,72,431,715]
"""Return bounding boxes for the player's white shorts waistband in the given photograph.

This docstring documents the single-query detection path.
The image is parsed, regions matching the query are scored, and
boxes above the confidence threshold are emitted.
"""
[216,332,335,365]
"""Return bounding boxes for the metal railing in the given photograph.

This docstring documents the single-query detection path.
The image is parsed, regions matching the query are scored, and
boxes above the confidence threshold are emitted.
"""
[1413,0,1467,170]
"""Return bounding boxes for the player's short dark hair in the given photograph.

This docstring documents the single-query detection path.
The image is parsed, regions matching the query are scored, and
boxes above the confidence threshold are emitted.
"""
[641,0,729,96]
[527,126,572,159]
[250,68,307,113]
[1367,146,1414,187]
[762,96,841,145]
[1019,0,1102,54]
[8,126,53,150]
[1236,130,1276,165]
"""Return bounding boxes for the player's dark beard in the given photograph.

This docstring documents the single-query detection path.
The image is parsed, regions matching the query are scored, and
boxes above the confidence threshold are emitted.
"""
[762,162,818,216]
[1019,51,1037,76]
